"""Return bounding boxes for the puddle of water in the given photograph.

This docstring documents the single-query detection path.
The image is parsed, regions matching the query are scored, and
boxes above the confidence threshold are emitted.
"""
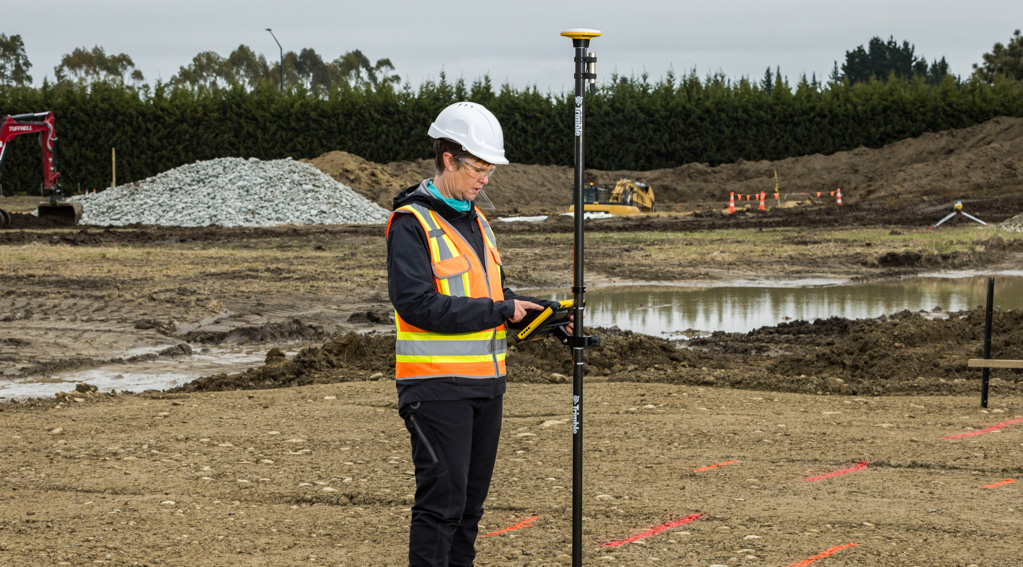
[534,273,1023,337]
[6,272,1021,400]
[0,347,284,401]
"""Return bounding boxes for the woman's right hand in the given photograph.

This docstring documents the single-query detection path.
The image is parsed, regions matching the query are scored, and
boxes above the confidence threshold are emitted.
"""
[509,300,543,323]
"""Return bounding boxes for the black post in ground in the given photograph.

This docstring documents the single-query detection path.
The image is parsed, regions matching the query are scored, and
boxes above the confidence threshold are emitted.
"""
[981,277,994,408]
[561,28,601,567]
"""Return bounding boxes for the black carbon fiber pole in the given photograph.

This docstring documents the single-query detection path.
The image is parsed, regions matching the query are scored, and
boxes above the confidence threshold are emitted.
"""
[561,28,600,567]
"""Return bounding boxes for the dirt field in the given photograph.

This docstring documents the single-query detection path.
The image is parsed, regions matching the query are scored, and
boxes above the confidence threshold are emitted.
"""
[2,118,1023,566]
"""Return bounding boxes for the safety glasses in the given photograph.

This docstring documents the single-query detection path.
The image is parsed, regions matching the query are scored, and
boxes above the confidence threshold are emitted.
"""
[462,160,496,180]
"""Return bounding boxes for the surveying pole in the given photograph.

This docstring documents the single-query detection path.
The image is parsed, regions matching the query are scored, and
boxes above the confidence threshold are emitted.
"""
[561,28,601,567]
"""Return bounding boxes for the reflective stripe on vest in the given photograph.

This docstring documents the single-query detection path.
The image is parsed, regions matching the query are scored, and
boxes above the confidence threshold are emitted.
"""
[387,202,507,380]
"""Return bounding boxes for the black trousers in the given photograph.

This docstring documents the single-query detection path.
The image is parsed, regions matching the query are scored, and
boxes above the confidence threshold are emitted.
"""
[400,396,503,567]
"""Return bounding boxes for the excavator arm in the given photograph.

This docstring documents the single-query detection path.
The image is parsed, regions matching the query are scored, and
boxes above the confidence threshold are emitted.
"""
[0,111,77,227]
[0,112,61,189]
[610,179,655,212]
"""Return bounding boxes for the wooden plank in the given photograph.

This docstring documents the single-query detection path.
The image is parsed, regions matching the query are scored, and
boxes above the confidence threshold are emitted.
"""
[968,359,1023,369]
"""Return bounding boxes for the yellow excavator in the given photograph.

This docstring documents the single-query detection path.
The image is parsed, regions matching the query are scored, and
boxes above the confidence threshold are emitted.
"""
[569,178,655,215]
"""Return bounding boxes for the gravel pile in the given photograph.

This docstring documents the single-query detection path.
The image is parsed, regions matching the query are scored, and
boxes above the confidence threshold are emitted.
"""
[1001,212,1023,232]
[72,157,390,227]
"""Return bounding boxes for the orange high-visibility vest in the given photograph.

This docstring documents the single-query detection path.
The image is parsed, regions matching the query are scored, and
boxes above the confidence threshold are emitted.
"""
[386,202,507,380]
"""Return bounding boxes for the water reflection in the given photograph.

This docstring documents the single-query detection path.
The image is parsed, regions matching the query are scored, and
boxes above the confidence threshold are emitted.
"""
[538,274,1023,337]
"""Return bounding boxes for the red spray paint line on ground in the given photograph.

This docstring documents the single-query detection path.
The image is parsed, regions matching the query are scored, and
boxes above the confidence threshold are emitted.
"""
[600,513,704,548]
[804,460,868,482]
[693,459,739,472]
[784,543,859,567]
[981,478,1015,489]
[483,516,539,537]
[940,416,1023,439]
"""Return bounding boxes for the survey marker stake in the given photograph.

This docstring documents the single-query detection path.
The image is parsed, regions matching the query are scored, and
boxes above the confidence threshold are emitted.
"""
[982,277,994,408]
[561,27,602,567]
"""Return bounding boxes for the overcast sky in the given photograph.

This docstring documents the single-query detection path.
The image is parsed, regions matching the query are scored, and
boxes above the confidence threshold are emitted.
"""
[7,1,1020,92]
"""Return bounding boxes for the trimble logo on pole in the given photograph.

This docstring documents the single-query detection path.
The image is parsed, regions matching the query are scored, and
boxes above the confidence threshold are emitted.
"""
[574,97,583,137]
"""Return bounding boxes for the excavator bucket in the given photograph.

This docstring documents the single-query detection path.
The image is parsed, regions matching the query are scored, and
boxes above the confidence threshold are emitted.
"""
[37,201,82,224]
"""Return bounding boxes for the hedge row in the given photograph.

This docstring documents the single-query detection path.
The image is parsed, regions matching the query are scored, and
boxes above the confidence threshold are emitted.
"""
[1,74,1022,194]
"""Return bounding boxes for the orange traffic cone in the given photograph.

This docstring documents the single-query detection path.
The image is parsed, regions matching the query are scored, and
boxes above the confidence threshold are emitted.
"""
[816,191,821,198]
[836,188,842,205]
[728,192,736,214]
[758,191,766,211]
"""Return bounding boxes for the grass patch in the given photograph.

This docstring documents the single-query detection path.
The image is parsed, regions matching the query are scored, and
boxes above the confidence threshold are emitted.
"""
[0,241,387,300]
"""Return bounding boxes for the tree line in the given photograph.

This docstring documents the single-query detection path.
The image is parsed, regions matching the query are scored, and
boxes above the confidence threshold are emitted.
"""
[0,32,1022,194]
[169,45,400,93]
[5,31,1022,90]
[0,35,400,92]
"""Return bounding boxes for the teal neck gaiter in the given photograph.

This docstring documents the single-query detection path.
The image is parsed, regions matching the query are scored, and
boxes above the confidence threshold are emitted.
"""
[427,180,472,212]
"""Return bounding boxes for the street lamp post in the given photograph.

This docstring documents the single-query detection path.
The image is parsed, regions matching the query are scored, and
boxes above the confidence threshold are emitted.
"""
[265,28,283,90]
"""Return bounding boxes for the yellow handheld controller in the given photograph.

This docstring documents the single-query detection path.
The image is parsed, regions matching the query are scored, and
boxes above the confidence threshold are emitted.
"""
[515,299,577,343]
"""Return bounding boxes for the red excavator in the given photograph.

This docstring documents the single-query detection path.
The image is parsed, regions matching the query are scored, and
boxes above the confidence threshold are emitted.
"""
[0,111,81,226]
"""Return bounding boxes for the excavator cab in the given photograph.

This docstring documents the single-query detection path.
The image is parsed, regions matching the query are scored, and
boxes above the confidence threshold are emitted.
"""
[0,111,81,227]
[582,182,609,204]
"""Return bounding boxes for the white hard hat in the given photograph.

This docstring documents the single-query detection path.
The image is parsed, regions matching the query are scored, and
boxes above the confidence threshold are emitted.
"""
[428,102,509,165]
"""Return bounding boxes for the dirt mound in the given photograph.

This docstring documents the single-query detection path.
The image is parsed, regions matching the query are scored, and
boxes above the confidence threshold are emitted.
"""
[507,327,695,380]
[697,308,1023,396]
[173,309,1023,397]
[171,328,688,393]
[180,318,331,345]
[303,151,574,215]
[170,331,397,392]
[302,151,428,212]
[307,116,1023,217]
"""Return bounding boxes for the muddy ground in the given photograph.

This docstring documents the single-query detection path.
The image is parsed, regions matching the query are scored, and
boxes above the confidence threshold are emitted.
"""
[2,118,1023,566]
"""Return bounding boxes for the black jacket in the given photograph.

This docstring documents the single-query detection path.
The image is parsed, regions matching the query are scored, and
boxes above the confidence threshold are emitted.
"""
[386,180,550,406]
